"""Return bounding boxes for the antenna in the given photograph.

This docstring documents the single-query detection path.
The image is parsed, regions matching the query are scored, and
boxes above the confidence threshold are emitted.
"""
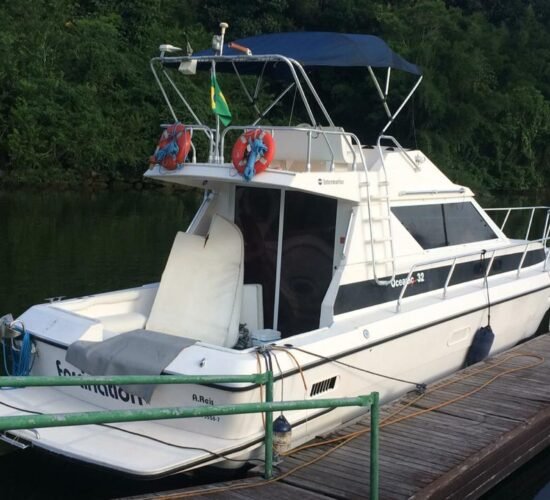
[212,22,229,56]
[219,22,229,55]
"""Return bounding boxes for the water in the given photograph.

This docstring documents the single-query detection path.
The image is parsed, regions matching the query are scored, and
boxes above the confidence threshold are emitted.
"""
[482,446,550,500]
[0,188,200,317]
[0,188,549,498]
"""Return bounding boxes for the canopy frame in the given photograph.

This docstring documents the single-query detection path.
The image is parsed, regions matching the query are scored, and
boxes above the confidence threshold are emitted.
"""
[150,51,422,162]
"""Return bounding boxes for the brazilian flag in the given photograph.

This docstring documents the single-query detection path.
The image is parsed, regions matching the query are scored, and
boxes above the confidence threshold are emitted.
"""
[211,73,232,126]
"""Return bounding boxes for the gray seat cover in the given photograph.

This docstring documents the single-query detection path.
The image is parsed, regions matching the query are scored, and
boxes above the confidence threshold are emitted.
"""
[66,329,195,402]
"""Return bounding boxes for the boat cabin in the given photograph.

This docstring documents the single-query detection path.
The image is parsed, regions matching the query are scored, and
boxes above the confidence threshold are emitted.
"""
[138,33,507,347]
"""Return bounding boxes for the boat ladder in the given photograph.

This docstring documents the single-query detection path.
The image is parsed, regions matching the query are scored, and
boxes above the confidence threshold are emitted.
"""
[358,138,398,285]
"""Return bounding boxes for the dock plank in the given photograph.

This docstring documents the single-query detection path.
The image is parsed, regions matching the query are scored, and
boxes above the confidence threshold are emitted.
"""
[119,477,335,500]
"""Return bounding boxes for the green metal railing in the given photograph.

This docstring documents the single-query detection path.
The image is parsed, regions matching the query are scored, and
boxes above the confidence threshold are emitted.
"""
[0,373,380,499]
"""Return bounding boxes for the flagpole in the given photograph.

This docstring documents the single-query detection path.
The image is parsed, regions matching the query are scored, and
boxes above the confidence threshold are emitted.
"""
[211,60,218,163]
[213,22,228,163]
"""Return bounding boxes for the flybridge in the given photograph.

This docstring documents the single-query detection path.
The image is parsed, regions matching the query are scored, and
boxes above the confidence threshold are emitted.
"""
[147,25,428,287]
[150,29,424,164]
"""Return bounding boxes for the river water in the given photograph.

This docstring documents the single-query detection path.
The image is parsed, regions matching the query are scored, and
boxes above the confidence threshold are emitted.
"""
[0,188,548,498]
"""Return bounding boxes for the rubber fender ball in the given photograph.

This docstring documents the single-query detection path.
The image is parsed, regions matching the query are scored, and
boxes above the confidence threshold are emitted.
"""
[273,414,292,458]
[465,325,495,366]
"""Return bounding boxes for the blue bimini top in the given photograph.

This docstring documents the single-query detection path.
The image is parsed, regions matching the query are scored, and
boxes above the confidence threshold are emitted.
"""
[195,32,421,75]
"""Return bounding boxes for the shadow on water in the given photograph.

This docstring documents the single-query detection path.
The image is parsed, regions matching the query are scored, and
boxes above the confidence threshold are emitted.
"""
[0,447,248,499]
[481,446,550,500]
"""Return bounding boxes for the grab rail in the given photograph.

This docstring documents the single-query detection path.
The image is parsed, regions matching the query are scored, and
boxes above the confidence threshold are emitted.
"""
[376,135,419,172]
[0,372,379,497]
[396,236,550,312]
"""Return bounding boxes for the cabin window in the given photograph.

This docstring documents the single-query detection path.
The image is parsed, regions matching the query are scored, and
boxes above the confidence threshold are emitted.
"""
[392,202,497,249]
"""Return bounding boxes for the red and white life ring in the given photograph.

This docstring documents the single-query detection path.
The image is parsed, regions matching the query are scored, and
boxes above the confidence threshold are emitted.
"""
[149,123,191,171]
[231,129,275,177]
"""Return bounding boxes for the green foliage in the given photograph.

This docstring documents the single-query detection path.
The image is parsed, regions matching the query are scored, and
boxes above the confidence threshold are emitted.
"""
[0,0,549,192]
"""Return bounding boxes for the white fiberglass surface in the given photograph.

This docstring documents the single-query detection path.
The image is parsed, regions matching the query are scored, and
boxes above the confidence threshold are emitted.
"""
[0,386,260,476]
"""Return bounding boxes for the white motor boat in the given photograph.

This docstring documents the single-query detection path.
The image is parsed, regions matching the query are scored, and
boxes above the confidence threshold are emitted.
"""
[1,30,549,478]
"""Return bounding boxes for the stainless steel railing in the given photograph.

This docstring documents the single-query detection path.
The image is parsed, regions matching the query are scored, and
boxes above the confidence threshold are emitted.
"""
[396,236,550,312]
[219,125,360,172]
[376,135,419,172]
[485,206,550,241]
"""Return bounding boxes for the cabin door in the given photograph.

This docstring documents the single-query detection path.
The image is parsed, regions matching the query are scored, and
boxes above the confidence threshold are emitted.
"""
[235,187,281,331]
[235,187,336,337]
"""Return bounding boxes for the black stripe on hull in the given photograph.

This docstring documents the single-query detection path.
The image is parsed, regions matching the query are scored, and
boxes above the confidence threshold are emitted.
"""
[334,248,545,315]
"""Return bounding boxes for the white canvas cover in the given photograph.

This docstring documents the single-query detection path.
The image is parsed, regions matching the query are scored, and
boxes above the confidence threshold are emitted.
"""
[146,215,244,347]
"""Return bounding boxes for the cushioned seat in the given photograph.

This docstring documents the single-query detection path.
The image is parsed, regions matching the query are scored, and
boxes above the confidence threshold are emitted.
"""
[241,284,264,332]
[146,215,244,347]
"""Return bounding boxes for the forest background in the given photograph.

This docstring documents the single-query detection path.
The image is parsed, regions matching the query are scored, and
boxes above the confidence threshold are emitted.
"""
[0,0,549,193]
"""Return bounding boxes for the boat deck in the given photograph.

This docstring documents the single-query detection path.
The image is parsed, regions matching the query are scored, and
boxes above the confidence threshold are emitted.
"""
[127,333,550,499]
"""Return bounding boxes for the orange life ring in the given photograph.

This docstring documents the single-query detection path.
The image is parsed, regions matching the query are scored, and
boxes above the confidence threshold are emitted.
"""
[231,129,275,178]
[149,123,191,171]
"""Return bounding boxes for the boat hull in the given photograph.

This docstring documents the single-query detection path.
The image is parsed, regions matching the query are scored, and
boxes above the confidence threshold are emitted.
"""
[0,264,548,476]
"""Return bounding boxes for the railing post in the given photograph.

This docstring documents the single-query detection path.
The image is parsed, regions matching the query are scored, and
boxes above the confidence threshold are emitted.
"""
[484,250,497,284]
[500,208,511,233]
[443,258,458,299]
[517,243,530,278]
[264,370,274,479]
[306,130,312,172]
[525,208,536,240]
[370,391,380,500]
[396,266,416,312]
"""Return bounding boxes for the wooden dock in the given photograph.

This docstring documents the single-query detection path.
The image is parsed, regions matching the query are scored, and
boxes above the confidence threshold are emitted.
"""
[124,334,550,499]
